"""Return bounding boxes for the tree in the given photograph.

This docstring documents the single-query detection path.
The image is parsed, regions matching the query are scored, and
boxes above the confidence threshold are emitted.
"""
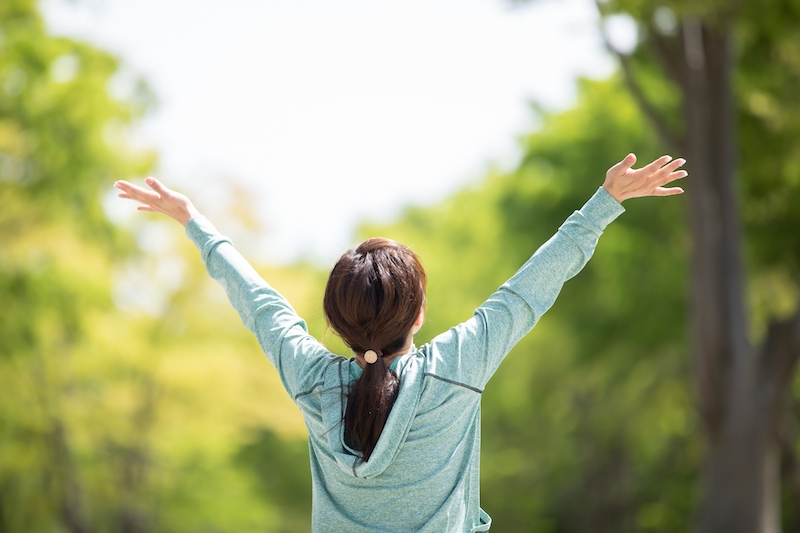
[514,0,800,530]
[0,0,156,529]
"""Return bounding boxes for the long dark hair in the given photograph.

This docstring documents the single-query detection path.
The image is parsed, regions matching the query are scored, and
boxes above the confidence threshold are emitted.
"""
[323,238,427,462]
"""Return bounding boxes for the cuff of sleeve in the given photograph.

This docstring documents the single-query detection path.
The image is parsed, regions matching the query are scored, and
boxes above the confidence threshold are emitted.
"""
[185,215,230,257]
[579,187,626,230]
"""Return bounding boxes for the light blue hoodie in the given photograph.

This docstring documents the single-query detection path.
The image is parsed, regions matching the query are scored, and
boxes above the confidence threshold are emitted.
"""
[185,187,625,532]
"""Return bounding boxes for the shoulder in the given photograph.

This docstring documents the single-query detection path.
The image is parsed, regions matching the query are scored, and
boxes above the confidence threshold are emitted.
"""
[402,343,485,396]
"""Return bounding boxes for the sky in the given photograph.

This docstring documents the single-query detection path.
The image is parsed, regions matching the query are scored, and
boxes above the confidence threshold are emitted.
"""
[42,0,618,264]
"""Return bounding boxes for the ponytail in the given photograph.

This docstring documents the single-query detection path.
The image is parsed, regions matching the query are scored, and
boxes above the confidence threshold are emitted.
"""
[344,353,400,461]
[323,238,427,463]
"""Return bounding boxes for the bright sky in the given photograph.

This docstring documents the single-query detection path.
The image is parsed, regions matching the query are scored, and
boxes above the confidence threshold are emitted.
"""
[43,0,615,264]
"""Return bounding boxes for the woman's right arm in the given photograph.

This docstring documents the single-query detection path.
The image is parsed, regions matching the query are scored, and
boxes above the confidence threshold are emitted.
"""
[185,216,336,397]
[115,178,335,398]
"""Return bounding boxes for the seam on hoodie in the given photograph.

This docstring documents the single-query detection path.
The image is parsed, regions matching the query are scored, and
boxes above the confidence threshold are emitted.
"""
[294,381,325,400]
[423,373,483,394]
[294,358,344,401]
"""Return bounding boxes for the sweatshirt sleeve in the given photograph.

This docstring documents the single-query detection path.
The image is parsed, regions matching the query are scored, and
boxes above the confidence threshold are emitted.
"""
[185,216,337,399]
[425,187,625,390]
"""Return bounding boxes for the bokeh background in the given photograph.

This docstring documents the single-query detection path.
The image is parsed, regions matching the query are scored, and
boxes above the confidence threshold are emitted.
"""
[2,0,800,531]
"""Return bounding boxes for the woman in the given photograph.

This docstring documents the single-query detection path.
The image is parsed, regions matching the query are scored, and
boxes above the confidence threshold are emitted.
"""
[115,153,686,532]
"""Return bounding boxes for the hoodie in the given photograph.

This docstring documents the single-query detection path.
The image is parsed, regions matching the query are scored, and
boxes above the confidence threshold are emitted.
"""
[185,187,625,532]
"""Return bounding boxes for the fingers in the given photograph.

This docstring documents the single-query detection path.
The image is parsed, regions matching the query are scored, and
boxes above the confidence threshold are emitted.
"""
[663,157,686,173]
[115,179,162,208]
[145,177,169,195]
[664,169,688,184]
[652,186,685,196]
[642,155,674,174]
[654,158,687,185]
[652,158,687,196]
[610,153,637,174]
[115,180,154,199]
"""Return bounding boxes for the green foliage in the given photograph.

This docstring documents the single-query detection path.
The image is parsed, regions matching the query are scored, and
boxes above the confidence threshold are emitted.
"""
[736,0,800,316]
[0,1,313,531]
[0,0,157,529]
[236,429,313,533]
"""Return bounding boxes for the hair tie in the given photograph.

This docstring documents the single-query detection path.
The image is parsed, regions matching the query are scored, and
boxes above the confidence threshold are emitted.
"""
[364,350,382,364]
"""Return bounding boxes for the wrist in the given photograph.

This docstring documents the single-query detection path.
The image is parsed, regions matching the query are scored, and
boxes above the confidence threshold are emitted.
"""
[178,204,201,227]
[601,183,626,203]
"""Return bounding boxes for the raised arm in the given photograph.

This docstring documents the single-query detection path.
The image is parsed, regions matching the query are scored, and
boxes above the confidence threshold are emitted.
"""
[426,154,687,389]
[114,178,335,397]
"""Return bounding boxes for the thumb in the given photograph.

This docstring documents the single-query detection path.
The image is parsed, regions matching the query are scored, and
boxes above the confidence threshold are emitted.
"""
[609,153,636,175]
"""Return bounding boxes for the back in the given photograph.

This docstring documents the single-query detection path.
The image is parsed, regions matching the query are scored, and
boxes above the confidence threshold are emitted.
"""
[296,350,489,533]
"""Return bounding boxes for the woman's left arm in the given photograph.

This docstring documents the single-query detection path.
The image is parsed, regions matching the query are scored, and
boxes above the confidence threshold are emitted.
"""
[425,153,687,389]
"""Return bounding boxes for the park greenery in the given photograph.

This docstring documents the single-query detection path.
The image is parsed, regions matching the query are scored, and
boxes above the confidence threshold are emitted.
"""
[2,0,800,531]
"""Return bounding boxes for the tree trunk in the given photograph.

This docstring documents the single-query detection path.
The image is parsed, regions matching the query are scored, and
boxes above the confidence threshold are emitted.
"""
[678,17,800,533]
[594,3,800,529]
[50,418,93,533]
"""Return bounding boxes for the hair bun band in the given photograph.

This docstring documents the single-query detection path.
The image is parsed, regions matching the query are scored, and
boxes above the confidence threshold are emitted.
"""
[364,350,380,364]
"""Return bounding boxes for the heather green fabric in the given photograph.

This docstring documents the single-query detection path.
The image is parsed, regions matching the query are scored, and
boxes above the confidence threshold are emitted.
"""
[185,187,624,532]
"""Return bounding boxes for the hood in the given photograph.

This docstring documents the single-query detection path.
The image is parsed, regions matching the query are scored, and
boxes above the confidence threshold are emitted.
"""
[321,353,425,479]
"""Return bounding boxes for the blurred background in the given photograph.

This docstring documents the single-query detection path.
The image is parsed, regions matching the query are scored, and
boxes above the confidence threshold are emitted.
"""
[2,0,800,531]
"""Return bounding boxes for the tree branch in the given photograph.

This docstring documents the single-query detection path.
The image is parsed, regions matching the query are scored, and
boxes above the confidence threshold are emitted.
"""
[649,30,685,88]
[593,1,683,151]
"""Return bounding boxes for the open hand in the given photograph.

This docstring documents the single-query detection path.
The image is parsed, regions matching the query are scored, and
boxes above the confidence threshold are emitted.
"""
[602,154,687,203]
[114,177,200,226]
